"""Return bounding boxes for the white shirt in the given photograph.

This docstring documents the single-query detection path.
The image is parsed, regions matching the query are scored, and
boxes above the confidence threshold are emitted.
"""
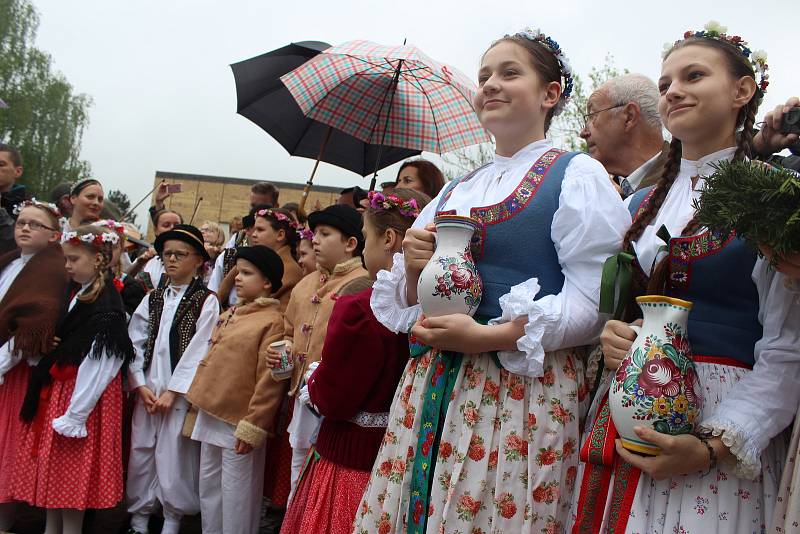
[128,282,219,396]
[143,256,165,288]
[625,148,664,192]
[626,146,800,479]
[207,235,239,306]
[50,283,126,438]
[191,409,237,449]
[370,138,632,377]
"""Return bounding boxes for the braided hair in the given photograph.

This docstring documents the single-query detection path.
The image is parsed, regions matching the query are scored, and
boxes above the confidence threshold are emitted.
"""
[624,36,762,294]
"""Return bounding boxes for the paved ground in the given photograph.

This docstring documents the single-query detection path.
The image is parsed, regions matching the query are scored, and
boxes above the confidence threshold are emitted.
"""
[7,502,285,534]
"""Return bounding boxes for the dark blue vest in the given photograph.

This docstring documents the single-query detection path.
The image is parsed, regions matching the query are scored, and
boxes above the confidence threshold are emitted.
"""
[437,149,579,318]
[628,188,762,365]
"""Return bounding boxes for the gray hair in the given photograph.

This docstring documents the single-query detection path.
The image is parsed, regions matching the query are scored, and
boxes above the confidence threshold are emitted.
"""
[601,74,662,130]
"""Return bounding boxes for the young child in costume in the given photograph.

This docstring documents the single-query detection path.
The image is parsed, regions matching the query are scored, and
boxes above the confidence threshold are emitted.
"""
[0,200,67,531]
[217,208,303,311]
[186,245,288,534]
[126,224,219,534]
[570,23,800,534]
[296,227,316,276]
[10,225,133,534]
[280,189,429,534]
[354,28,630,533]
[267,203,368,497]
[93,219,147,318]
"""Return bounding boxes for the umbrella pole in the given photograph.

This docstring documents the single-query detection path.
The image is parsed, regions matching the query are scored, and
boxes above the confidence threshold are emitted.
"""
[299,126,333,214]
[369,59,403,191]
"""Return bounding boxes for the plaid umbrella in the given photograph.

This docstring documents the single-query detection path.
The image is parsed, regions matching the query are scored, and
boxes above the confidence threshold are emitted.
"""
[281,40,489,187]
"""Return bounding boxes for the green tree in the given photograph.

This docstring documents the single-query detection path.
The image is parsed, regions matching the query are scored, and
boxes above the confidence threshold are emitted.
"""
[107,189,137,225]
[0,0,93,198]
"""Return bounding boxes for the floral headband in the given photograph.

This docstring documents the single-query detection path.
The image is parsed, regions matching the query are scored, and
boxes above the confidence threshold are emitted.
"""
[256,208,299,228]
[664,21,769,93]
[13,198,62,219]
[510,28,574,114]
[92,219,127,238]
[367,191,421,218]
[297,227,314,241]
[61,230,119,246]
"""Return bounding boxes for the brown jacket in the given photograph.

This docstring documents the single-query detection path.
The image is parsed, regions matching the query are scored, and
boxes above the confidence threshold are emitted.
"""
[284,257,367,395]
[186,297,286,448]
[274,245,304,312]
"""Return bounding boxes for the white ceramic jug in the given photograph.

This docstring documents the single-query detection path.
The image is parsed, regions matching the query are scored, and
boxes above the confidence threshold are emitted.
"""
[609,295,701,455]
[416,215,483,318]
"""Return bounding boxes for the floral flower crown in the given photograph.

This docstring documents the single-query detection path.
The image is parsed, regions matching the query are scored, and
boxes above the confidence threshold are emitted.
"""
[510,28,574,114]
[367,191,421,218]
[61,230,119,247]
[255,208,299,228]
[92,219,127,238]
[664,21,769,93]
[297,227,314,241]
[13,198,62,219]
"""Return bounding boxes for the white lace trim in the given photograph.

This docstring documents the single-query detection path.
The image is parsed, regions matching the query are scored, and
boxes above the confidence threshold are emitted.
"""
[370,253,421,333]
[698,416,761,481]
[350,411,389,428]
[489,278,559,378]
[52,414,87,438]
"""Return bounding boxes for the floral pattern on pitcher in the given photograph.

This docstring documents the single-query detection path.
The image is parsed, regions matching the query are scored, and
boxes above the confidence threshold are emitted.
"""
[612,321,700,436]
[431,252,482,312]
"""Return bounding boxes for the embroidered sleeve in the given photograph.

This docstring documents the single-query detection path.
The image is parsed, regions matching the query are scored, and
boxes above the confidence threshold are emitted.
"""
[53,345,123,438]
[698,259,800,479]
[371,252,422,333]
[490,154,630,377]
[168,295,220,394]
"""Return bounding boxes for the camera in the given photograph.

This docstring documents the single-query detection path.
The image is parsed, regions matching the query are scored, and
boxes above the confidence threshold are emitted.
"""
[781,106,800,135]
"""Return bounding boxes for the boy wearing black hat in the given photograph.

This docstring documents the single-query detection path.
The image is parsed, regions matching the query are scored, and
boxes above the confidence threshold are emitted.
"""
[266,204,368,497]
[186,245,287,534]
[126,224,220,534]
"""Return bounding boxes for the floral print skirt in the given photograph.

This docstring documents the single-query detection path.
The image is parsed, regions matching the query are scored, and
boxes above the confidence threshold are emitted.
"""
[353,347,587,534]
[569,361,787,533]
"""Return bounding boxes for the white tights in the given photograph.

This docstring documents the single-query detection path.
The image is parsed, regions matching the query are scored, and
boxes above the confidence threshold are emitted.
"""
[44,508,85,534]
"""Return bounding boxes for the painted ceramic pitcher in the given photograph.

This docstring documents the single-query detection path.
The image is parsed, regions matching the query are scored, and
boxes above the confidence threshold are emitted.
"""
[417,215,483,318]
[609,295,701,455]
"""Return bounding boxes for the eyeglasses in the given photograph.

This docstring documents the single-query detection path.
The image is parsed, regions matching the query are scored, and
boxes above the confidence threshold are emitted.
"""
[161,250,196,261]
[582,103,626,127]
[15,219,56,231]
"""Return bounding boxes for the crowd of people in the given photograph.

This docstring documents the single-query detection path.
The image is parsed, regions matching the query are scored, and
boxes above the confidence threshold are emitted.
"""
[0,19,799,534]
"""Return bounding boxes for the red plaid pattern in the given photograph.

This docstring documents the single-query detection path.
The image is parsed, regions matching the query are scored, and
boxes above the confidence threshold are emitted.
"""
[281,40,490,154]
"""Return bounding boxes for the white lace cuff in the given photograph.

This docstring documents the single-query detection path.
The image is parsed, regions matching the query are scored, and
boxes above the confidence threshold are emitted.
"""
[698,416,761,480]
[489,279,560,378]
[52,414,88,438]
[370,252,421,333]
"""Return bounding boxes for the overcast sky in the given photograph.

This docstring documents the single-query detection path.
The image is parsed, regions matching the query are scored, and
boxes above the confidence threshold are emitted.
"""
[30,0,799,223]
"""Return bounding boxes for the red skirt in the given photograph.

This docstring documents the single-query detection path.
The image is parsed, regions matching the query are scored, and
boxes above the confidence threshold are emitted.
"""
[280,451,371,534]
[0,363,30,503]
[10,370,123,509]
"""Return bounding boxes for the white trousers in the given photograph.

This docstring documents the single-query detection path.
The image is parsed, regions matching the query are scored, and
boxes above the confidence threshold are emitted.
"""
[126,396,200,532]
[198,441,266,534]
[288,446,310,504]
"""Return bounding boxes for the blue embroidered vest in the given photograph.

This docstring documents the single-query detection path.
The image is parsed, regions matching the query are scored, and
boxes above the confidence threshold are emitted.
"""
[628,188,762,365]
[436,149,579,318]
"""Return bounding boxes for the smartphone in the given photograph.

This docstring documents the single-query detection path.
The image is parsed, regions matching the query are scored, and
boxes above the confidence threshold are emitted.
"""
[780,107,800,135]
[166,183,182,194]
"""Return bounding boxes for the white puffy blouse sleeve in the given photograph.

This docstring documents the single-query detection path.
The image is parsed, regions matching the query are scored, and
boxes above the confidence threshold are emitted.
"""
[167,294,219,394]
[490,154,631,377]
[370,192,440,333]
[52,345,124,438]
[698,259,800,479]
[0,338,21,384]
[207,253,226,293]
[127,294,151,390]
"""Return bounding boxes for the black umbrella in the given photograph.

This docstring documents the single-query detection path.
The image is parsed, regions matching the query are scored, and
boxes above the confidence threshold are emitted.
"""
[231,41,420,210]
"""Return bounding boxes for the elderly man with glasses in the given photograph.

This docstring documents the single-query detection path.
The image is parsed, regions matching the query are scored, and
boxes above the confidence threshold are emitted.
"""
[580,74,669,198]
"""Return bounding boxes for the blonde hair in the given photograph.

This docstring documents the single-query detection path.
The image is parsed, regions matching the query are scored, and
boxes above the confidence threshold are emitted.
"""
[202,220,226,248]
[68,226,114,303]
